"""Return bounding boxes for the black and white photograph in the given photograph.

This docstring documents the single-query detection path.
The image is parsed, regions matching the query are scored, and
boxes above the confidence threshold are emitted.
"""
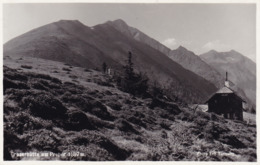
[2,0,258,162]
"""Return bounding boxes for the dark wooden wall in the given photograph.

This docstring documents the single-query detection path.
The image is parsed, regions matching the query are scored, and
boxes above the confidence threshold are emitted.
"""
[208,93,243,120]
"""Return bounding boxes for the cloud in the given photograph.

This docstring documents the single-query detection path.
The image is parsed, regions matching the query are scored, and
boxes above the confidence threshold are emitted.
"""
[202,40,231,52]
[162,38,177,49]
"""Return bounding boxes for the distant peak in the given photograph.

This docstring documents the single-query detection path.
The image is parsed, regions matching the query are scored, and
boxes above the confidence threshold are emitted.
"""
[55,19,86,26]
[113,19,127,24]
[176,45,188,51]
[208,49,218,54]
[107,19,129,27]
[57,19,81,23]
[229,49,239,54]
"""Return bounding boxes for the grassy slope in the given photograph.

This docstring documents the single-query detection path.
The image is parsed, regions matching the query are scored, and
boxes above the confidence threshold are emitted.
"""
[3,56,256,161]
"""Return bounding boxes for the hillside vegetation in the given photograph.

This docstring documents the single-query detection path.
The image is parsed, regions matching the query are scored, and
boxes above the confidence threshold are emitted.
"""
[3,56,256,161]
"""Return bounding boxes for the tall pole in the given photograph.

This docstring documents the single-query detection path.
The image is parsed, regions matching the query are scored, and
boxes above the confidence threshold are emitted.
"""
[226,72,228,81]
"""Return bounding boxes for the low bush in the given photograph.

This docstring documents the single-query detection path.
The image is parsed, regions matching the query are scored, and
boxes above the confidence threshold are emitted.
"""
[194,117,208,127]
[4,67,28,81]
[94,79,114,87]
[87,100,114,121]
[28,72,62,84]
[31,81,48,90]
[116,119,139,134]
[21,65,33,69]
[177,110,196,122]
[69,75,78,79]
[128,116,147,128]
[21,92,67,119]
[64,63,71,66]
[219,134,246,148]
[4,78,30,93]
[63,82,85,94]
[62,67,71,72]
[107,102,122,111]
[5,112,44,134]
[24,129,61,152]
[96,137,131,160]
[84,68,92,72]
[4,130,27,160]
[37,79,61,89]
[65,111,95,131]
[203,121,230,141]
[150,98,181,115]
[5,89,32,102]
[160,120,171,130]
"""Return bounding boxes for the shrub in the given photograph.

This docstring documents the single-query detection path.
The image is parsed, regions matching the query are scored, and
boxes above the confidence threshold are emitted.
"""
[61,93,93,111]
[21,65,32,69]
[4,77,29,93]
[63,82,84,94]
[194,117,208,127]
[107,102,122,111]
[24,129,61,152]
[128,116,147,128]
[195,110,210,120]
[65,111,95,131]
[5,112,44,134]
[28,72,62,84]
[177,110,195,122]
[64,63,71,66]
[21,92,67,119]
[62,67,71,72]
[159,110,175,121]
[160,120,171,130]
[203,122,230,141]
[150,98,181,115]
[5,89,32,102]
[116,119,139,134]
[4,130,27,160]
[69,75,78,79]
[84,68,92,72]
[72,136,89,145]
[4,67,28,81]
[96,137,130,160]
[31,81,48,90]
[219,134,246,148]
[89,100,114,121]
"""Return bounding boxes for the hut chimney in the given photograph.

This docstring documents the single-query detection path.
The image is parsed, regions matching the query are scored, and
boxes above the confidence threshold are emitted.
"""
[225,72,229,87]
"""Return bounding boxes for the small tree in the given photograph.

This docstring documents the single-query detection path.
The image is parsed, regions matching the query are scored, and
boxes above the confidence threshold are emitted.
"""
[102,62,107,73]
[151,81,163,98]
[121,51,149,96]
[125,51,134,79]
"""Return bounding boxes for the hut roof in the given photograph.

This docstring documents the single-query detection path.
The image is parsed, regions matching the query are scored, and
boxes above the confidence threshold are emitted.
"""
[205,86,245,103]
[216,86,233,94]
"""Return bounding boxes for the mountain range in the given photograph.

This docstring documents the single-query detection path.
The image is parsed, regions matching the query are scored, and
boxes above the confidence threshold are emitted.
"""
[107,19,224,88]
[4,19,217,103]
[4,19,256,107]
[106,19,255,109]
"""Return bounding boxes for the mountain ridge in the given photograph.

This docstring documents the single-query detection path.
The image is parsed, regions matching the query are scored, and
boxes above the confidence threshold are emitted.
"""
[107,19,225,88]
[4,19,217,103]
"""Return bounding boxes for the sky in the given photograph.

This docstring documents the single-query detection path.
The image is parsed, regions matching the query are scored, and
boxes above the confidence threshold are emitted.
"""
[3,3,256,61]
